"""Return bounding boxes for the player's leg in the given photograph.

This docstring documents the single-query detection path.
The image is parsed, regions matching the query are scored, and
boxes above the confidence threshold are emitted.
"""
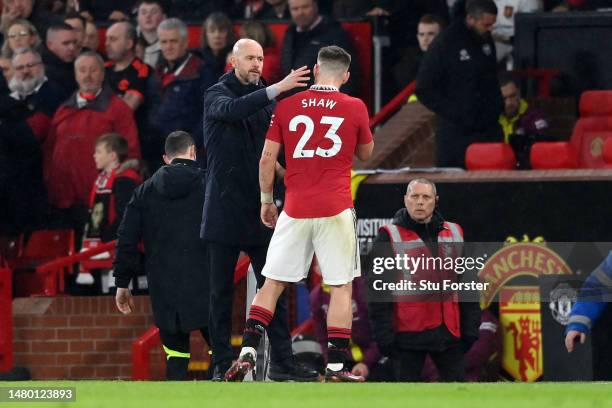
[313,208,364,382]
[225,212,314,382]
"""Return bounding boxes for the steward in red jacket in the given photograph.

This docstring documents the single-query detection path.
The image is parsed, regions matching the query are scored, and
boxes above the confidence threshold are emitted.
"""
[368,178,481,382]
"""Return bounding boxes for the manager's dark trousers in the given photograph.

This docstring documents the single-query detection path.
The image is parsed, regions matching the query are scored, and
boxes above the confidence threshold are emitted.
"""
[207,241,293,369]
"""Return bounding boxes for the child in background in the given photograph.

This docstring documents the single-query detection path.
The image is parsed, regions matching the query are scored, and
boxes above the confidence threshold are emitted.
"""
[76,133,141,290]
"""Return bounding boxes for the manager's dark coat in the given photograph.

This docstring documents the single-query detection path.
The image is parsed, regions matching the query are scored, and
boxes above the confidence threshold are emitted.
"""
[113,159,208,333]
[200,70,274,247]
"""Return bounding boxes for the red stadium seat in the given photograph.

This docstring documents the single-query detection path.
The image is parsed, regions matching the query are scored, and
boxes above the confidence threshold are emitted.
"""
[603,137,612,167]
[10,230,75,297]
[579,90,612,117]
[530,142,578,169]
[465,143,517,170]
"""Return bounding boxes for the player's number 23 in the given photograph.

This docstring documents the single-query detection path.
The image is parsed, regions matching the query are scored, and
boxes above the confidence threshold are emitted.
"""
[289,115,344,159]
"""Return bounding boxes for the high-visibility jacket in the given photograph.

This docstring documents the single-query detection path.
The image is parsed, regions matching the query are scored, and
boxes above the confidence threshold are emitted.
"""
[380,221,464,337]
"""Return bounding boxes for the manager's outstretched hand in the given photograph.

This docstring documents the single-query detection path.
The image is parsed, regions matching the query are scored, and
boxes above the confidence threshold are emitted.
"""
[275,66,311,94]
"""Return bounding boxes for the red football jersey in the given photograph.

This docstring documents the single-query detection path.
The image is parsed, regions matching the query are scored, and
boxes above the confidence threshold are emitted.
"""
[266,87,373,218]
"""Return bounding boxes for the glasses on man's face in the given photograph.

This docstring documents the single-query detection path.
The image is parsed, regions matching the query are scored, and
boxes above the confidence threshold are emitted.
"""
[8,31,31,39]
[14,61,41,71]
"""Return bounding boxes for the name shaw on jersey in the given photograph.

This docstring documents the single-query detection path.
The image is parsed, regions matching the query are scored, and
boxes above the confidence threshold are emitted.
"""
[301,98,338,110]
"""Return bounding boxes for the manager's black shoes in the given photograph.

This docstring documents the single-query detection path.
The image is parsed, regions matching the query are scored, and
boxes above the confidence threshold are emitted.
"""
[268,360,321,382]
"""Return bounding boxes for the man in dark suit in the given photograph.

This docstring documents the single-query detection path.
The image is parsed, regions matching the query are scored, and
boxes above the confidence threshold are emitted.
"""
[201,38,318,381]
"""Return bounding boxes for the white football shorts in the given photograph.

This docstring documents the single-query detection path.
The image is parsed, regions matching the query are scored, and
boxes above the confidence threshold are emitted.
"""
[261,208,361,285]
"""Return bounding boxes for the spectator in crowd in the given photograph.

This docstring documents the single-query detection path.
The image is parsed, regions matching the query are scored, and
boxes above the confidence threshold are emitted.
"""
[0,75,44,234]
[149,18,215,167]
[43,51,140,230]
[416,0,503,168]
[77,132,141,287]
[310,275,386,381]
[9,48,64,144]
[565,251,612,353]
[255,0,290,19]
[332,1,449,97]
[105,22,151,114]
[114,130,209,381]
[393,14,445,94]
[0,0,61,43]
[136,0,167,68]
[83,19,98,50]
[1,19,41,58]
[42,23,78,98]
[239,20,281,83]
[105,21,156,172]
[492,0,541,69]
[64,11,86,53]
[199,12,236,81]
[281,0,359,95]
[201,38,315,381]
[0,56,15,82]
[368,178,481,382]
[498,74,550,169]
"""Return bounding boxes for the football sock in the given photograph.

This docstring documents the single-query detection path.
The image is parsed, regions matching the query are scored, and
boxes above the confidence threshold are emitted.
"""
[327,326,351,371]
[242,305,274,350]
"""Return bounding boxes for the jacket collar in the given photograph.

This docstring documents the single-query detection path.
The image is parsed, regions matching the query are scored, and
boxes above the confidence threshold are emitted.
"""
[220,69,267,96]
[170,158,198,167]
[64,86,113,111]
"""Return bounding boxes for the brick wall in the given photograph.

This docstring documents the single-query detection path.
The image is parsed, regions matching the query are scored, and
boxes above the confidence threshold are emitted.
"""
[12,280,248,380]
[12,296,167,380]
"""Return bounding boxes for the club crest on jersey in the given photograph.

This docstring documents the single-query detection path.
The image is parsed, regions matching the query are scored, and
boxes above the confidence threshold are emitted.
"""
[459,49,471,61]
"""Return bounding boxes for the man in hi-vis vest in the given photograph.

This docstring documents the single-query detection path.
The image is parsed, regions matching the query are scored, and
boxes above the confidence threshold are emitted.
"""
[368,178,481,382]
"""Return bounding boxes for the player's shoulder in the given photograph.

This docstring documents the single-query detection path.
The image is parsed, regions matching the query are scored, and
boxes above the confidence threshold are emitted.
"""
[337,92,368,111]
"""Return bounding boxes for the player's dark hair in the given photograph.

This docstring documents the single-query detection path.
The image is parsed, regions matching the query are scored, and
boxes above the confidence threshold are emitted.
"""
[165,131,194,158]
[317,45,351,74]
[466,0,498,19]
[97,133,129,162]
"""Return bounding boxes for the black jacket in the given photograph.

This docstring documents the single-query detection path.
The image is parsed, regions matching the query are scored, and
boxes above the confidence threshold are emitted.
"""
[41,46,76,101]
[200,70,274,247]
[368,209,481,352]
[113,159,208,333]
[415,19,503,133]
[280,15,359,96]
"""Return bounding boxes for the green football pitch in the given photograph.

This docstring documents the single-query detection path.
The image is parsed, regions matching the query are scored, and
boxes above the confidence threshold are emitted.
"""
[1,381,611,408]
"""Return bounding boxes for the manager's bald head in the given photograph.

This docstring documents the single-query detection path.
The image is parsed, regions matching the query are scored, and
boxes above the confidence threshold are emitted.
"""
[231,38,264,85]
